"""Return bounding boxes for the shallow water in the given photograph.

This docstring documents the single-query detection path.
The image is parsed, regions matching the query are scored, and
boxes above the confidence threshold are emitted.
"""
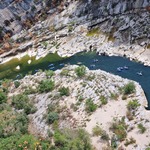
[0,51,150,109]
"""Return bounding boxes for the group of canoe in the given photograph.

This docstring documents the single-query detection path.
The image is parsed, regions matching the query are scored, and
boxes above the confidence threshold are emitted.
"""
[117,66,142,76]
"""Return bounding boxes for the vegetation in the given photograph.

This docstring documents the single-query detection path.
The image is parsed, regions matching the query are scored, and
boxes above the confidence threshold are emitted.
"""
[92,125,102,136]
[100,131,109,141]
[0,111,28,138]
[0,91,7,104]
[14,81,20,88]
[85,99,97,113]
[38,79,55,93]
[86,28,100,36]
[75,65,86,77]
[123,82,135,95]
[110,118,128,141]
[53,128,93,150]
[126,110,134,121]
[137,123,146,133]
[124,137,136,147]
[45,70,54,78]
[12,94,36,115]
[127,99,140,111]
[60,69,70,76]
[110,93,118,100]
[58,87,70,96]
[47,112,59,124]
[100,95,107,105]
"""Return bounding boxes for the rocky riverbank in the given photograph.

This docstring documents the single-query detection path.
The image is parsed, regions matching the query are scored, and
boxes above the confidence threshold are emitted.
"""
[8,65,150,149]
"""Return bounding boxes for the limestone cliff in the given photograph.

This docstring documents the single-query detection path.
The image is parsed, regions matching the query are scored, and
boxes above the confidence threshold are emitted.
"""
[0,0,149,45]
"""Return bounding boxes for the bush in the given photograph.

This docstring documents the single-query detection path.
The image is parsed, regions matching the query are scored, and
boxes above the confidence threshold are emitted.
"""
[100,96,107,105]
[54,128,93,150]
[45,70,54,78]
[0,111,28,138]
[24,103,37,115]
[123,82,135,95]
[137,123,146,133]
[14,81,20,88]
[59,87,70,96]
[85,99,97,113]
[47,112,59,124]
[0,91,7,104]
[60,69,69,76]
[12,94,36,114]
[47,103,56,112]
[12,94,29,110]
[127,99,140,110]
[38,79,55,93]
[75,65,86,77]
[92,125,102,136]
[110,118,127,141]
[101,131,109,141]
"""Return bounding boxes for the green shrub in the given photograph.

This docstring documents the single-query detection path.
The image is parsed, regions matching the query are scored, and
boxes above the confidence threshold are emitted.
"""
[12,94,29,110]
[16,134,39,150]
[24,87,37,95]
[123,82,135,95]
[110,93,118,100]
[0,91,7,104]
[45,70,54,78]
[47,103,56,112]
[38,79,55,93]
[110,118,127,141]
[101,131,109,141]
[24,103,37,115]
[60,69,69,76]
[12,94,36,114]
[85,99,97,113]
[0,135,20,150]
[127,99,140,110]
[92,125,102,136]
[75,65,86,77]
[0,111,28,138]
[137,123,146,133]
[78,95,84,102]
[59,87,70,96]
[47,112,59,124]
[100,96,107,105]
[14,81,20,88]
[54,128,93,150]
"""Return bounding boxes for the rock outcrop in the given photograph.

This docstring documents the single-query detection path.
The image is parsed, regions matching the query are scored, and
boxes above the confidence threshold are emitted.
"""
[0,0,149,43]
[0,0,43,34]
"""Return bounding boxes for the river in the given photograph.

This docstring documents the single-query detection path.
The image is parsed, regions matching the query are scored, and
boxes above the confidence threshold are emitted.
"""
[0,51,150,109]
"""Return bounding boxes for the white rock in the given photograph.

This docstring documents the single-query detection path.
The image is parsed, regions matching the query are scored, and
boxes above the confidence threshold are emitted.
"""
[16,65,20,70]
[28,59,32,64]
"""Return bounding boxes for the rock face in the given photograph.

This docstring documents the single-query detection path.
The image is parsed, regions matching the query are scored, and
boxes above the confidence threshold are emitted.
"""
[0,0,149,44]
[0,0,44,34]
[74,0,150,44]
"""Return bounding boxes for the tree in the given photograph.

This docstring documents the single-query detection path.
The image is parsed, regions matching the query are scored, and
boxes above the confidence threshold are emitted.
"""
[0,91,7,104]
